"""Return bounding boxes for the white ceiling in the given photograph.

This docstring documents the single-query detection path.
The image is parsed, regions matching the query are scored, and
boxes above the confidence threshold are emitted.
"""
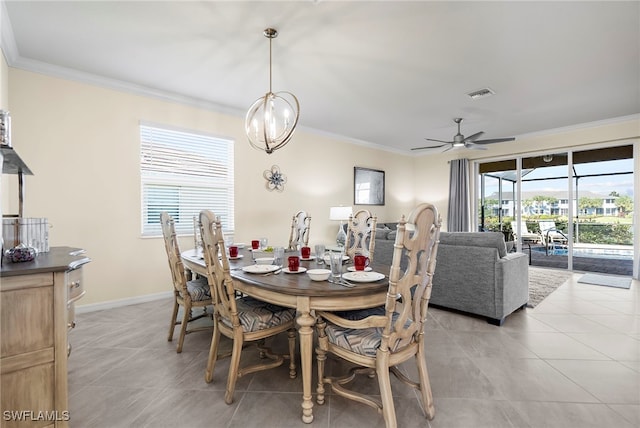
[2,1,639,154]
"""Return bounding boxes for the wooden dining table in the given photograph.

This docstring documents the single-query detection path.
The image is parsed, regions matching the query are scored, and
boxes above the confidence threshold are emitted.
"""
[181,247,389,424]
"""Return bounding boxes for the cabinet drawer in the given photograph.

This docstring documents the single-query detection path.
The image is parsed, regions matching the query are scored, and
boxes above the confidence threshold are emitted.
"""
[67,268,84,303]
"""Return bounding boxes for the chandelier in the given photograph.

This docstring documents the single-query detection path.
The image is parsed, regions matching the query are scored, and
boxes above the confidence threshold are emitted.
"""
[245,28,300,154]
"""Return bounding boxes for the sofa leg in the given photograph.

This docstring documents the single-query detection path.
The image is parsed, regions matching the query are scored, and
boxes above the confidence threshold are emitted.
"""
[487,317,505,326]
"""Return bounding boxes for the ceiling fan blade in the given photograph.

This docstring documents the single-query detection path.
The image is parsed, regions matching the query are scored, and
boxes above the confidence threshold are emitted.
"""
[462,131,484,144]
[473,137,516,145]
[425,138,452,143]
[411,143,450,151]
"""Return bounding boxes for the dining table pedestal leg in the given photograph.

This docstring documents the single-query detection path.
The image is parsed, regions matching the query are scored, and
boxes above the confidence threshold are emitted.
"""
[296,297,315,423]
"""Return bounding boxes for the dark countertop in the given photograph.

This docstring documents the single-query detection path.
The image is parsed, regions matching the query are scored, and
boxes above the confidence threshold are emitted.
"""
[1,246,91,277]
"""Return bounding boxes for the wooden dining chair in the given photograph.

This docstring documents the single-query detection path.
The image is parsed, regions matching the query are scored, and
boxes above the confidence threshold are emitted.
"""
[199,210,297,404]
[161,211,212,353]
[315,203,441,428]
[287,210,311,251]
[343,209,377,260]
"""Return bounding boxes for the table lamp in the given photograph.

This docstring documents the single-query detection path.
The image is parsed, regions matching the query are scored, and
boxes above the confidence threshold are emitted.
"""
[329,206,352,246]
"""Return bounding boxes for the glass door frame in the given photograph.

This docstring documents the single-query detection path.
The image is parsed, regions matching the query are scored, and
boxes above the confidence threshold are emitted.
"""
[471,140,638,278]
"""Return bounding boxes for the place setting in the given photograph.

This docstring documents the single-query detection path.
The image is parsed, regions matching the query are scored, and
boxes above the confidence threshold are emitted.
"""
[241,245,285,275]
[330,253,385,286]
[283,254,307,274]
[299,245,315,261]
[242,264,280,274]
[227,245,244,260]
[346,254,372,272]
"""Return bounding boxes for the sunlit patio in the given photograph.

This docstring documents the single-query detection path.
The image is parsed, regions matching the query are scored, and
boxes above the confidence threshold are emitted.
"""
[523,243,633,276]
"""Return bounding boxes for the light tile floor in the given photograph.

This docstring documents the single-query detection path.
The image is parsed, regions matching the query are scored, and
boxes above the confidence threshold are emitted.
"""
[68,271,639,427]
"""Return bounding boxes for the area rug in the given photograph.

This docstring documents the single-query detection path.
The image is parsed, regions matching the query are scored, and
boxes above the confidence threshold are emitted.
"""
[527,267,573,308]
[577,273,632,289]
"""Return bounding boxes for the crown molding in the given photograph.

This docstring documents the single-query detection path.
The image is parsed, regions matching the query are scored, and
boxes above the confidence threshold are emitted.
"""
[513,114,640,141]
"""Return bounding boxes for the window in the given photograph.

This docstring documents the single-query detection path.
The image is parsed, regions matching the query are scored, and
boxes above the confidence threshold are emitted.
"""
[140,124,234,236]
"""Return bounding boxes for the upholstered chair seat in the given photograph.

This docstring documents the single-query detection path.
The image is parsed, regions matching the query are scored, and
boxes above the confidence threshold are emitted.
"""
[221,296,296,332]
[183,277,211,302]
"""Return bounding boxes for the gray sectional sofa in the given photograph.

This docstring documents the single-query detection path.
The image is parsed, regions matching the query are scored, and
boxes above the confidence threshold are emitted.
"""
[372,227,529,326]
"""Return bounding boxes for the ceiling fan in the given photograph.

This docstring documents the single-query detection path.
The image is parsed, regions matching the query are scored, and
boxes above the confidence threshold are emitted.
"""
[412,118,515,152]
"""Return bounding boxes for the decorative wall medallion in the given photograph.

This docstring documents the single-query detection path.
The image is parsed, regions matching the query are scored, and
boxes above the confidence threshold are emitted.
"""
[264,165,287,192]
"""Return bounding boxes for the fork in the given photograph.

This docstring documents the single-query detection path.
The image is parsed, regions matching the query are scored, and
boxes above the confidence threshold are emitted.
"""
[328,278,355,288]
[261,268,282,276]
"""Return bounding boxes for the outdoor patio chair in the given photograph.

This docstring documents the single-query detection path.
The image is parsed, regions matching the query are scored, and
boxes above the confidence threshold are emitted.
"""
[516,222,540,244]
[538,221,568,247]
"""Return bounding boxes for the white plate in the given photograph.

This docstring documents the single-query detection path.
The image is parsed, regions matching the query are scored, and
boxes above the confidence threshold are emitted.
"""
[242,264,280,274]
[300,256,315,261]
[283,267,307,274]
[347,266,372,272]
[234,243,246,249]
[228,254,244,260]
[323,255,350,263]
[342,271,385,283]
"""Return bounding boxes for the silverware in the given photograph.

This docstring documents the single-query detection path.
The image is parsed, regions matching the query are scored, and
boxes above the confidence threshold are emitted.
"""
[340,277,355,286]
[261,268,282,276]
[328,278,355,288]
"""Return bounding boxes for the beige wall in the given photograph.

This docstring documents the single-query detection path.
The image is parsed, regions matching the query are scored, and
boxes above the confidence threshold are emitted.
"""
[1,51,7,224]
[5,68,417,305]
[4,66,639,306]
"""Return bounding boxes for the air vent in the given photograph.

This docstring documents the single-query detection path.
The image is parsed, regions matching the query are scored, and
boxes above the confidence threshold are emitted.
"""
[467,88,495,100]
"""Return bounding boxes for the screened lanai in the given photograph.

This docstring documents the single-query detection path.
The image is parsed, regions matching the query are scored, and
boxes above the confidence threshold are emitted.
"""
[477,145,634,276]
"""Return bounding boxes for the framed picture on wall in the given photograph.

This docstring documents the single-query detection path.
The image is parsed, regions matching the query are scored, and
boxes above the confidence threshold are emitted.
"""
[354,167,385,205]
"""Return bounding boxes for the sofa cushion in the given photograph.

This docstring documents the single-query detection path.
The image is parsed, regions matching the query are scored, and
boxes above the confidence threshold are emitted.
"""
[375,227,391,240]
[439,232,508,258]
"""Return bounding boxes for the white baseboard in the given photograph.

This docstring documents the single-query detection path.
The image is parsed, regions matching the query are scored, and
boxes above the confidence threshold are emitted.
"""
[75,291,173,314]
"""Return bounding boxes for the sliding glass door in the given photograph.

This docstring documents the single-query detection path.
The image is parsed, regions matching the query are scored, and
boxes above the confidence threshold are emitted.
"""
[476,144,634,276]
[570,147,634,275]
[520,152,569,270]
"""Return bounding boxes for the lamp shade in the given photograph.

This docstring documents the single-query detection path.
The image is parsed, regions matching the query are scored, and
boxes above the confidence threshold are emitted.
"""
[329,206,352,221]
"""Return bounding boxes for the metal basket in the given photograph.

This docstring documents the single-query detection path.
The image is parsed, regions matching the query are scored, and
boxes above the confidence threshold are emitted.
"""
[2,217,50,253]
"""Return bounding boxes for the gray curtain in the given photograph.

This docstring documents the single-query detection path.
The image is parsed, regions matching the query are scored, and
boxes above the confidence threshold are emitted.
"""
[447,158,470,232]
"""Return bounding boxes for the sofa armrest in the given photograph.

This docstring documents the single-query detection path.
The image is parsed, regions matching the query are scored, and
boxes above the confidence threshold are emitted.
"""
[495,252,529,317]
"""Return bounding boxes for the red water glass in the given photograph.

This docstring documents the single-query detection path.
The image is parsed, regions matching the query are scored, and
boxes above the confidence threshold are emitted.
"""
[229,246,239,258]
[288,256,300,272]
[301,246,311,259]
[251,240,260,250]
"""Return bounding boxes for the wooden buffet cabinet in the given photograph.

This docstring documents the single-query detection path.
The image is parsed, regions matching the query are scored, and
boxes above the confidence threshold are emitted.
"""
[1,247,89,428]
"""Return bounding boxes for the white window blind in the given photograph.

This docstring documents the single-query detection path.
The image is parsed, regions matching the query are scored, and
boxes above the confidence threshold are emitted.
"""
[140,124,234,237]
